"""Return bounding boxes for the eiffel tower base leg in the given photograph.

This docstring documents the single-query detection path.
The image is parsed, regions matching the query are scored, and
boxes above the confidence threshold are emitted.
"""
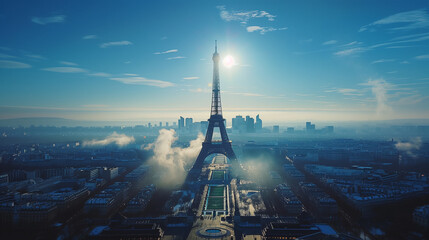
[187,141,237,182]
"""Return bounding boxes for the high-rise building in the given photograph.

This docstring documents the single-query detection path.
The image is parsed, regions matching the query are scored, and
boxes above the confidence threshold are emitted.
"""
[246,116,255,133]
[232,115,245,130]
[255,114,262,130]
[148,123,152,128]
[306,121,315,131]
[159,122,162,127]
[287,127,295,133]
[185,118,193,130]
[178,116,184,129]
[166,122,169,127]
[273,125,280,133]
[200,121,209,132]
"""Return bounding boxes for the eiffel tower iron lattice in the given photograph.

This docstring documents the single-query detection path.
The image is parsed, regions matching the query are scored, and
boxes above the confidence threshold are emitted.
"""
[187,41,237,181]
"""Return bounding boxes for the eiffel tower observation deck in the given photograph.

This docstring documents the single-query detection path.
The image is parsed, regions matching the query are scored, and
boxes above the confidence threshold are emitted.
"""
[187,41,237,182]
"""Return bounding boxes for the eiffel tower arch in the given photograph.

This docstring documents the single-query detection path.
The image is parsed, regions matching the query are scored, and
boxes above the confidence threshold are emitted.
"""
[187,41,237,181]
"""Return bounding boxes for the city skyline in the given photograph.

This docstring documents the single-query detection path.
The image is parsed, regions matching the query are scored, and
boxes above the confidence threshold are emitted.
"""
[1,0,429,124]
[2,2,429,239]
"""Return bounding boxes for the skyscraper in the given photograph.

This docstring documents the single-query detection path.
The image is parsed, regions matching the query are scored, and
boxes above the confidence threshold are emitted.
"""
[178,116,184,129]
[255,114,262,130]
[200,121,209,132]
[232,115,245,131]
[185,118,193,130]
[246,115,255,133]
[273,125,280,133]
[306,121,315,132]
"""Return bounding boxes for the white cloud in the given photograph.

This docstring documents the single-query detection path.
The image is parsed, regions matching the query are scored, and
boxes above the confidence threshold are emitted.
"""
[372,59,395,64]
[343,41,361,46]
[217,5,276,23]
[334,47,365,56]
[88,72,111,77]
[124,73,138,76]
[154,49,178,55]
[395,137,422,158]
[395,94,428,105]
[26,54,46,60]
[359,9,429,32]
[323,40,338,45]
[183,77,199,80]
[83,132,135,147]
[60,61,77,66]
[110,76,174,88]
[370,34,429,49]
[335,33,429,57]
[386,45,413,49]
[392,32,429,41]
[325,88,364,96]
[145,129,203,187]
[32,15,66,25]
[247,26,263,32]
[415,54,429,59]
[0,60,31,69]
[0,53,16,58]
[246,26,287,34]
[43,67,87,73]
[217,6,284,34]
[83,35,97,40]
[167,56,186,60]
[362,79,392,117]
[100,41,133,48]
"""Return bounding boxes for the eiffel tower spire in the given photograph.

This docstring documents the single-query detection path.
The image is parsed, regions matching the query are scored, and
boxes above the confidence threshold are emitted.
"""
[211,40,222,116]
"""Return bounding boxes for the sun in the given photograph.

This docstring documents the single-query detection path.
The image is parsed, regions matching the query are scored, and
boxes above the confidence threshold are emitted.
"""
[223,55,236,68]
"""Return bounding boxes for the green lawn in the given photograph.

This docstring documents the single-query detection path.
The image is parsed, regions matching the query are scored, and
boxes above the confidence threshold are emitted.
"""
[209,186,224,197]
[211,171,225,181]
[206,197,224,210]
[214,156,226,164]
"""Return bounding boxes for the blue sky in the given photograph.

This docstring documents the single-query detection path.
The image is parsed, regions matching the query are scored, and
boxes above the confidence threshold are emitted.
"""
[0,0,428,124]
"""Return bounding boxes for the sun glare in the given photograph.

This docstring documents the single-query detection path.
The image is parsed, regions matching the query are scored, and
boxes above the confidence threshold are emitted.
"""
[223,55,236,68]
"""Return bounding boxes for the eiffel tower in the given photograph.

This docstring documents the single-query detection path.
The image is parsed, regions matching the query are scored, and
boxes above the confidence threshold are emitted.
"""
[187,41,237,181]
